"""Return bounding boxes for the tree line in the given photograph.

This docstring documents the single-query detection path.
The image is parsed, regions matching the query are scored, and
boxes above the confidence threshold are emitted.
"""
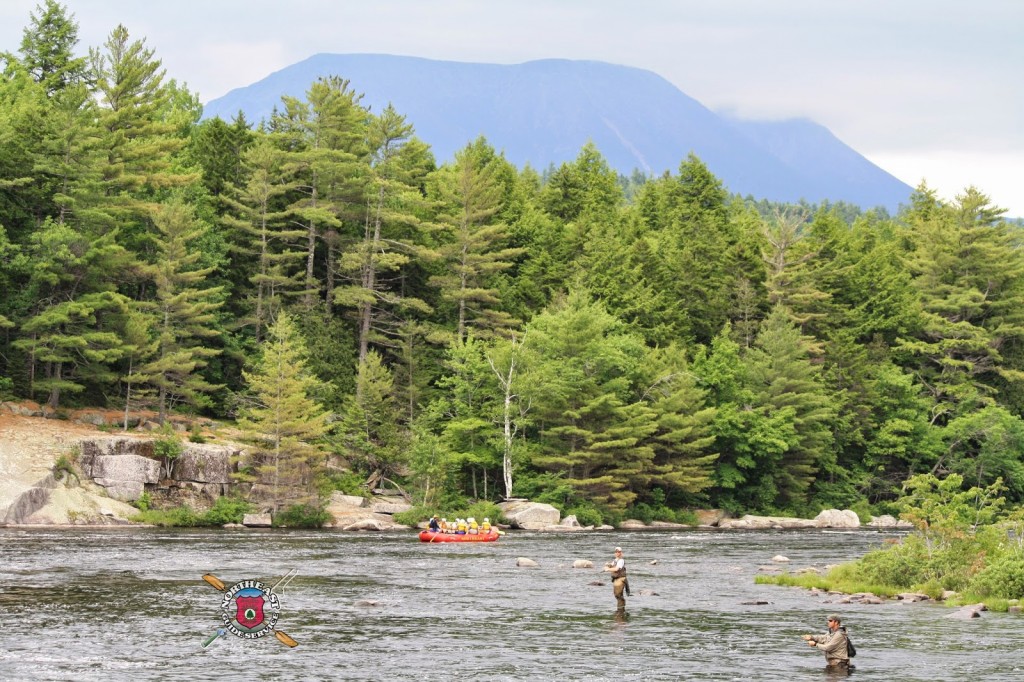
[2,2,1023,523]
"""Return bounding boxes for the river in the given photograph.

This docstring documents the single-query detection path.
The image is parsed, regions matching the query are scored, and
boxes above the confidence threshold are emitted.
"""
[0,527,1020,681]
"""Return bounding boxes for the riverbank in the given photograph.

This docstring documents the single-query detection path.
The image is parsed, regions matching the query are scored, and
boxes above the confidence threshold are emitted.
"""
[0,404,912,532]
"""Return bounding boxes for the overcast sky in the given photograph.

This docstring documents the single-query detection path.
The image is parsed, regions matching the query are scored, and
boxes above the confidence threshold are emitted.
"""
[2,0,1021,215]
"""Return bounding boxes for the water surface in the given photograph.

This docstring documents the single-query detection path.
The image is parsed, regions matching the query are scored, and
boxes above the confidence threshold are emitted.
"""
[0,527,1019,681]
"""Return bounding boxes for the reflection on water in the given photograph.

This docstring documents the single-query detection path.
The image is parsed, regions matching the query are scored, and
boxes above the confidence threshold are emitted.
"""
[0,527,1022,681]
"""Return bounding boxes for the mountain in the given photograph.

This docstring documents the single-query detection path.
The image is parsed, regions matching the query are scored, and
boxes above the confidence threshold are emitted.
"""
[203,54,912,211]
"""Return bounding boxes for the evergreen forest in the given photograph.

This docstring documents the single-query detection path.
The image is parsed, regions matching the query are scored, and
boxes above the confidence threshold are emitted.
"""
[3,2,1024,525]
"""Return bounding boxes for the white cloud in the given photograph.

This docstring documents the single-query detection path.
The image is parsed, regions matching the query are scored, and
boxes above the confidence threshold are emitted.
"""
[868,150,1024,218]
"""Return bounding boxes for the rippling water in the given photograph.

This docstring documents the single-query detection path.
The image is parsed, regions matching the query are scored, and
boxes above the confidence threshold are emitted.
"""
[0,527,1020,681]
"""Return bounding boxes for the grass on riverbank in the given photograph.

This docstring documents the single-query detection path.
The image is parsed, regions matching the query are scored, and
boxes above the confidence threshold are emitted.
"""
[756,566,1020,612]
[755,474,1024,613]
[754,565,903,600]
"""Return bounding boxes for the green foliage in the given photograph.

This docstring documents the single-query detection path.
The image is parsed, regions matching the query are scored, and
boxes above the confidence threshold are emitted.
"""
[854,534,931,588]
[755,566,901,599]
[273,503,331,528]
[0,376,14,400]
[896,473,1006,542]
[320,470,368,497]
[395,500,505,528]
[153,431,183,479]
[5,4,1024,524]
[336,350,405,486]
[236,311,330,511]
[132,505,200,527]
[201,496,252,525]
[53,450,79,484]
[565,504,604,528]
[967,550,1024,600]
[133,492,152,512]
[763,473,1019,609]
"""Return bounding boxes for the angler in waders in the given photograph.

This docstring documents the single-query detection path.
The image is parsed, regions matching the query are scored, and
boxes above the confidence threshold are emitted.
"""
[604,546,630,609]
[802,614,851,671]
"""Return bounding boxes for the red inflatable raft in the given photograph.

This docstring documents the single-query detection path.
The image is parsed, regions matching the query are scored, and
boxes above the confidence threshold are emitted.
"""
[419,530,500,543]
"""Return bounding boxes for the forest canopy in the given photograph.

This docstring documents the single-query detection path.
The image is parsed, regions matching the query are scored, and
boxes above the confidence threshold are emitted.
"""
[2,2,1023,524]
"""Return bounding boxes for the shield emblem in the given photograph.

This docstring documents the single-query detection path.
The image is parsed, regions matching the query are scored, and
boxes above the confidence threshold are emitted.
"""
[235,594,265,630]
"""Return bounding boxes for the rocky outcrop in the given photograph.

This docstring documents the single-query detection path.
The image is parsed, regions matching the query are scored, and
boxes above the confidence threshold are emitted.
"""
[498,500,560,529]
[694,509,728,526]
[946,603,987,619]
[21,484,138,525]
[717,509,861,530]
[91,454,161,501]
[324,491,410,531]
[242,513,272,527]
[813,509,860,528]
[866,514,915,529]
[370,500,413,515]
[718,515,816,529]
[174,443,237,485]
[2,473,60,524]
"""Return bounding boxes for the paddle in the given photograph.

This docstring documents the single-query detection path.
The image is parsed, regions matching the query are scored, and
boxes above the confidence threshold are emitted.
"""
[201,572,299,648]
[201,628,227,649]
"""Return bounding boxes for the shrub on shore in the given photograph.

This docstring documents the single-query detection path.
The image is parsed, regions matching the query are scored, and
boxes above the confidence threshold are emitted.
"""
[758,473,1024,608]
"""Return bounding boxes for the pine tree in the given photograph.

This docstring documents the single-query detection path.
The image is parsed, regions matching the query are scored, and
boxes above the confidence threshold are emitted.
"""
[526,290,656,511]
[274,76,368,309]
[897,187,1024,422]
[88,24,196,236]
[12,218,132,407]
[17,0,88,96]
[336,350,406,490]
[428,138,524,342]
[639,344,719,501]
[435,336,502,498]
[134,198,224,422]
[221,137,305,339]
[237,311,330,511]
[335,104,434,362]
[745,306,836,510]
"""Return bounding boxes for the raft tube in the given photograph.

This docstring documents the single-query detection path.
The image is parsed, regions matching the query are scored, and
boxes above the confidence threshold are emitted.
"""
[419,530,499,543]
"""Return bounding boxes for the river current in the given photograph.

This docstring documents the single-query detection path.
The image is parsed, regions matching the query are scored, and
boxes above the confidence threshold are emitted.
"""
[0,527,1021,681]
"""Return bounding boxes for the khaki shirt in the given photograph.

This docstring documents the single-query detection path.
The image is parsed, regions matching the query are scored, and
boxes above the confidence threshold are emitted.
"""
[810,628,849,664]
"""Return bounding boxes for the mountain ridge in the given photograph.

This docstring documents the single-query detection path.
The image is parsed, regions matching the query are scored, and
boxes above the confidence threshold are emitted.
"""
[203,54,912,211]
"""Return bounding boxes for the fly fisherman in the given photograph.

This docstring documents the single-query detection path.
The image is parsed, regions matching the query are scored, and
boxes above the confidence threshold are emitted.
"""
[604,546,629,609]
[801,614,850,671]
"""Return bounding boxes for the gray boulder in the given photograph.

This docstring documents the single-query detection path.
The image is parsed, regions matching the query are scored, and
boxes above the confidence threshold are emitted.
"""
[946,604,986,619]
[91,454,161,483]
[498,500,560,529]
[343,518,386,531]
[243,513,272,527]
[897,593,931,602]
[814,509,860,528]
[866,514,915,529]
[370,500,413,515]
[174,443,237,484]
[79,437,155,477]
[90,454,161,501]
[718,515,815,529]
